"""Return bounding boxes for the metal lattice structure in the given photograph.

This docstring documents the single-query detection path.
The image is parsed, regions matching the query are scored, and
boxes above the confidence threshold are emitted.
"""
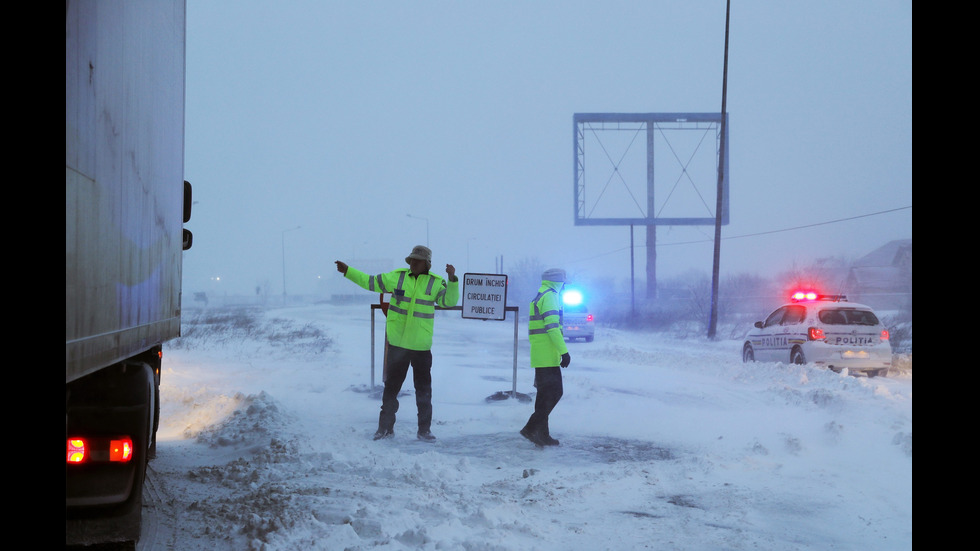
[574,113,729,227]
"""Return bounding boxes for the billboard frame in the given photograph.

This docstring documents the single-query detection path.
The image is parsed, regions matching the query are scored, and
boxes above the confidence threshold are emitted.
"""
[573,112,730,227]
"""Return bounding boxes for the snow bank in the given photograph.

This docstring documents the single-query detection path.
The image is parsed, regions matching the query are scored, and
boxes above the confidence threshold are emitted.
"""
[150,304,911,550]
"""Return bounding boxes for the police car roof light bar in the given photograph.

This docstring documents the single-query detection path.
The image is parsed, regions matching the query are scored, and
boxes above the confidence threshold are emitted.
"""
[791,291,848,303]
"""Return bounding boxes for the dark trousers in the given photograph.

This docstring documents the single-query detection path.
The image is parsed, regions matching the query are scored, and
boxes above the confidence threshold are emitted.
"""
[379,345,433,434]
[523,367,563,437]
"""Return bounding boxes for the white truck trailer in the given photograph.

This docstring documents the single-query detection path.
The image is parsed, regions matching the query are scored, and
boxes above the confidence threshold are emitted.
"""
[66,1,191,546]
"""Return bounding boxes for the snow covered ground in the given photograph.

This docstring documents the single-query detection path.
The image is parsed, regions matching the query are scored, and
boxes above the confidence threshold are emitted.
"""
[147,302,911,550]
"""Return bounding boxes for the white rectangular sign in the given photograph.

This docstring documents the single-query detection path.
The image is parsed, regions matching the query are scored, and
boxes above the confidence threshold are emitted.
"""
[461,273,508,320]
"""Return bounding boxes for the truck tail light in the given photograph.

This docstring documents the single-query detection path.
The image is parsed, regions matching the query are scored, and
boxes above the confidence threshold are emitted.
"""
[67,439,86,463]
[111,438,135,462]
[807,327,825,341]
[66,437,135,464]
[586,314,594,322]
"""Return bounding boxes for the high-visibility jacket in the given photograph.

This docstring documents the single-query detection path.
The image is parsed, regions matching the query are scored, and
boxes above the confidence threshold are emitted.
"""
[345,266,459,351]
[528,280,568,367]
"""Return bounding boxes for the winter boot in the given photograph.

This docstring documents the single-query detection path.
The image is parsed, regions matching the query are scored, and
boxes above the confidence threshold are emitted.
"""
[540,420,560,446]
[539,433,560,446]
[520,426,545,447]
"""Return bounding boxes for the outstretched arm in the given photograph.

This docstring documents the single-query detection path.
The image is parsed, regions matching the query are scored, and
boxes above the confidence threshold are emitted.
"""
[339,263,395,293]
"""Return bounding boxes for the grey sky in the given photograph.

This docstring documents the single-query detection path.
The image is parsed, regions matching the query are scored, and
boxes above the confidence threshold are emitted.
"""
[183,0,912,297]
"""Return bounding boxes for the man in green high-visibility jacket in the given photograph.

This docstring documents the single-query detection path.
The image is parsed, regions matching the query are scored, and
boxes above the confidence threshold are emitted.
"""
[335,245,459,442]
[521,268,571,447]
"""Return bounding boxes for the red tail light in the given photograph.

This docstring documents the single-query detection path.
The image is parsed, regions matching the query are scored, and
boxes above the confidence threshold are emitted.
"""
[111,438,135,462]
[586,314,594,322]
[67,439,86,463]
[807,327,825,341]
[66,436,134,464]
[881,330,889,340]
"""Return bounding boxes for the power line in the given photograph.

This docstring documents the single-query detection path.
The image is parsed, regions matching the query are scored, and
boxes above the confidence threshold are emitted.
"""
[568,205,912,264]
[660,205,912,247]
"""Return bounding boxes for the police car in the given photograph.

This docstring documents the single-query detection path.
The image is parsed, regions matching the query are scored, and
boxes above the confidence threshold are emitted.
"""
[561,289,595,342]
[742,291,892,377]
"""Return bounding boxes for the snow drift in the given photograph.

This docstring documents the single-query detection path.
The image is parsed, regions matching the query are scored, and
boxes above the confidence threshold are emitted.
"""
[146,303,911,550]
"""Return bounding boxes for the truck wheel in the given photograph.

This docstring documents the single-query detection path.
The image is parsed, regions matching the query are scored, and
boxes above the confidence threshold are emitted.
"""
[120,362,154,538]
[148,349,162,460]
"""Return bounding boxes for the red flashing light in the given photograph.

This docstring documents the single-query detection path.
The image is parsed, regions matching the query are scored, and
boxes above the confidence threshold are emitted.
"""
[791,291,848,303]
[808,327,825,341]
[792,291,819,301]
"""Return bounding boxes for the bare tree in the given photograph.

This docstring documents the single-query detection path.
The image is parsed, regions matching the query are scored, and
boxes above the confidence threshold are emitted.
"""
[506,257,547,313]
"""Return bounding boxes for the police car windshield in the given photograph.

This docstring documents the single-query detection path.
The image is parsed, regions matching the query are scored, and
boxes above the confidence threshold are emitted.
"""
[818,308,880,326]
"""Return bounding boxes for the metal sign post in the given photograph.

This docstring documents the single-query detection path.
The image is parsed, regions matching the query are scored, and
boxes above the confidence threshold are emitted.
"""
[368,274,527,400]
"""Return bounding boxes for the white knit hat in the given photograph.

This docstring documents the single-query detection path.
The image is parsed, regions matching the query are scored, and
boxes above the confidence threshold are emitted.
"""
[541,268,566,282]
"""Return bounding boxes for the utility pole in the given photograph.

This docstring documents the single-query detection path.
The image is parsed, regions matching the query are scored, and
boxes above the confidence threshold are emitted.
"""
[708,0,731,339]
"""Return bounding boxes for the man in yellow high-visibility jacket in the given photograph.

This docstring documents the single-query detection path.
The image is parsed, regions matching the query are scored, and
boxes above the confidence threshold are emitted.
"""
[335,245,459,442]
[521,268,571,446]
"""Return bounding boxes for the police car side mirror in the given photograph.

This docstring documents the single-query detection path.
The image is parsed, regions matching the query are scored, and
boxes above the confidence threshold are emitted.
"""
[754,321,763,329]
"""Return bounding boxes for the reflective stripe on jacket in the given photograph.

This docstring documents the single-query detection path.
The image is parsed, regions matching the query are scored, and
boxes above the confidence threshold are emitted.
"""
[345,266,459,351]
[528,280,568,367]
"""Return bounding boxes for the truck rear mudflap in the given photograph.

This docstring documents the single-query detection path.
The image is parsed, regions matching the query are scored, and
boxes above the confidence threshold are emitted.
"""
[66,361,154,546]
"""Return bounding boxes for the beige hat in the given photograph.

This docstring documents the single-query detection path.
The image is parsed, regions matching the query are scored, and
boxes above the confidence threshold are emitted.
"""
[405,245,432,265]
[541,268,566,282]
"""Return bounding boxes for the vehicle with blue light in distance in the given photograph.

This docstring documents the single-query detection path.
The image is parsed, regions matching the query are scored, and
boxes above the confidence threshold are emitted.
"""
[742,291,892,377]
[561,289,595,342]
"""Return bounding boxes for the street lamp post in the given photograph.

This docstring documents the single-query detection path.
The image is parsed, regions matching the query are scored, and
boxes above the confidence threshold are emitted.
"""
[406,214,429,246]
[281,225,301,297]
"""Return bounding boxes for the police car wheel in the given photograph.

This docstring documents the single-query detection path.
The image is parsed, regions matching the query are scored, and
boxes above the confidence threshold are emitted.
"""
[742,344,755,363]
[790,347,806,365]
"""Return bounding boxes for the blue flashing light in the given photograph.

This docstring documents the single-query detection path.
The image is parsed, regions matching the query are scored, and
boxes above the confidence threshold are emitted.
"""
[562,289,583,306]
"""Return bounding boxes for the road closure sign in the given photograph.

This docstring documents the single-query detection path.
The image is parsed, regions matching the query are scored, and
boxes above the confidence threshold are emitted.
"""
[461,273,508,320]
